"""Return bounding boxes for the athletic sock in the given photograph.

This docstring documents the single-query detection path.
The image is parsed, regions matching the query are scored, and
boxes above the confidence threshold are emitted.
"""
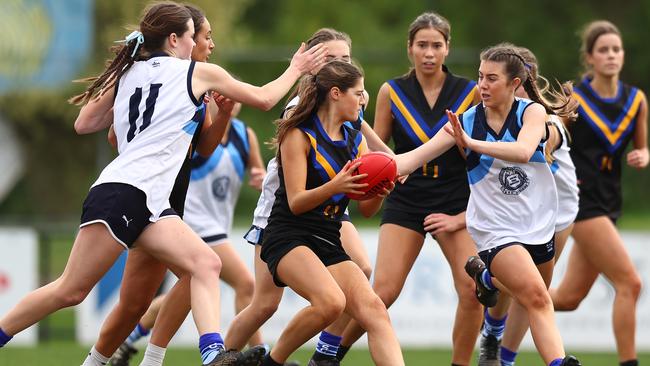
[126,323,150,346]
[482,309,507,340]
[139,343,166,366]
[336,344,350,361]
[262,353,283,366]
[312,331,342,360]
[81,345,111,366]
[620,360,639,366]
[481,270,496,290]
[199,332,225,365]
[0,327,12,347]
[500,346,518,366]
[549,358,563,366]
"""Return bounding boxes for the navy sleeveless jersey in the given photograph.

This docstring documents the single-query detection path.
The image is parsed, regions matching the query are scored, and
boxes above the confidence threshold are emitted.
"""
[570,78,644,220]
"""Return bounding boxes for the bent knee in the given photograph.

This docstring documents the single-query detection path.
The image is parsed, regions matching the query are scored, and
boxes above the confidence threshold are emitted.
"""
[360,265,373,280]
[53,287,90,307]
[313,293,346,324]
[193,253,222,277]
[373,283,402,308]
[616,272,642,300]
[520,286,552,311]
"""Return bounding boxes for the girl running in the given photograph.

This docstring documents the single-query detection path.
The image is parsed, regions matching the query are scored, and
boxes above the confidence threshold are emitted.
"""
[551,20,647,366]
[0,3,325,366]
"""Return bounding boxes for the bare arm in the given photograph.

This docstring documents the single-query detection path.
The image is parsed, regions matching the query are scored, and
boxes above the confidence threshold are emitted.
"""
[446,104,547,164]
[196,93,233,157]
[360,121,393,154]
[74,85,115,134]
[393,124,456,176]
[246,127,267,191]
[281,128,367,215]
[627,91,649,169]
[373,83,394,143]
[192,43,326,111]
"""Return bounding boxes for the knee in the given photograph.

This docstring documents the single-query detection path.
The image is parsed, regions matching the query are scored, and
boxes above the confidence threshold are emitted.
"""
[456,279,482,310]
[254,298,280,320]
[373,282,401,308]
[519,285,552,312]
[53,285,90,307]
[234,276,256,303]
[312,292,346,325]
[552,290,583,311]
[617,272,642,300]
[360,265,373,280]
[116,298,151,319]
[193,252,222,277]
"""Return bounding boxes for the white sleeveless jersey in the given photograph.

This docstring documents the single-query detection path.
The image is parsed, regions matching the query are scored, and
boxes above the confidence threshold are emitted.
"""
[548,115,579,231]
[251,158,280,229]
[460,99,558,252]
[93,56,203,220]
[183,119,250,241]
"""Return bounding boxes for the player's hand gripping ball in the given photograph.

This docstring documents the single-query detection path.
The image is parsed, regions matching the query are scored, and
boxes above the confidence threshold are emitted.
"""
[346,152,397,201]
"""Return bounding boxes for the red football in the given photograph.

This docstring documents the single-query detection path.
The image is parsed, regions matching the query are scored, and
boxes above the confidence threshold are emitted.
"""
[346,151,397,201]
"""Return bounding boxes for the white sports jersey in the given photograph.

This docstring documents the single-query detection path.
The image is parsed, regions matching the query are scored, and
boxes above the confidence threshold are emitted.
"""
[548,115,579,231]
[460,99,558,252]
[183,119,250,242]
[250,157,280,229]
[93,56,203,220]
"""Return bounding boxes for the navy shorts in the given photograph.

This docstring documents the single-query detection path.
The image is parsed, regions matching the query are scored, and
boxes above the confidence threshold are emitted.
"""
[260,226,350,287]
[479,238,555,274]
[80,183,154,249]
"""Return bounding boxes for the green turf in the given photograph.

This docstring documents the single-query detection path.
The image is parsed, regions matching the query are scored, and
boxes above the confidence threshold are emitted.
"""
[2,341,649,366]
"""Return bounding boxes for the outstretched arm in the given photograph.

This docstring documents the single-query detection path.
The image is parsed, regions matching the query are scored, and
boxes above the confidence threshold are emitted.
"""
[193,43,327,111]
[393,124,456,176]
[445,104,547,163]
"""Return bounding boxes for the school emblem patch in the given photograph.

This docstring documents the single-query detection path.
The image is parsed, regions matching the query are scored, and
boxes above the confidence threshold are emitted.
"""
[498,166,529,195]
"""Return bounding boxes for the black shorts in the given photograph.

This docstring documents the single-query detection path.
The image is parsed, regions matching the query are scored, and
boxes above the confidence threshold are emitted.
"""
[80,183,177,249]
[381,172,469,235]
[260,226,350,287]
[575,185,621,223]
[479,238,555,274]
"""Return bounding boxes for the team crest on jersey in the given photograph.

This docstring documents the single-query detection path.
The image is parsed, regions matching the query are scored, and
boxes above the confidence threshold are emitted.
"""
[498,166,529,195]
[211,176,230,201]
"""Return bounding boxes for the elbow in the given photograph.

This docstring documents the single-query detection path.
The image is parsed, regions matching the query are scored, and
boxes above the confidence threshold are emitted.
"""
[516,148,535,164]
[287,200,305,216]
[260,98,275,111]
[74,118,91,135]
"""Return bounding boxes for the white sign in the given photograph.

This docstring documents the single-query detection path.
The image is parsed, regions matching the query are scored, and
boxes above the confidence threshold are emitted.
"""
[0,227,38,345]
[77,229,650,351]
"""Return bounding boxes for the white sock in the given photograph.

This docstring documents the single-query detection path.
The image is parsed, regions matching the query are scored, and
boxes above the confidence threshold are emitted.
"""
[139,342,167,366]
[81,345,111,366]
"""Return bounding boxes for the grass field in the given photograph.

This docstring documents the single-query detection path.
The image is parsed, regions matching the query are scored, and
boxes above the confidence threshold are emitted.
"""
[2,341,650,366]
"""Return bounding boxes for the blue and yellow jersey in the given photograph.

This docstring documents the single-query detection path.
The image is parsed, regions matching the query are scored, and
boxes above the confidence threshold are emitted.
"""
[569,78,644,220]
[268,115,364,238]
[571,78,642,175]
[384,67,476,216]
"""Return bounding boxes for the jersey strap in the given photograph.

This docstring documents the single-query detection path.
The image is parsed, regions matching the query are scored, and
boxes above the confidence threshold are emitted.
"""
[573,85,642,153]
[387,79,476,145]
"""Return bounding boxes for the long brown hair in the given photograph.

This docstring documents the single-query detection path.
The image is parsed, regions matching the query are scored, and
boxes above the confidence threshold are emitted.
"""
[579,20,622,78]
[275,60,363,160]
[516,46,578,122]
[69,2,192,105]
[480,43,574,119]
